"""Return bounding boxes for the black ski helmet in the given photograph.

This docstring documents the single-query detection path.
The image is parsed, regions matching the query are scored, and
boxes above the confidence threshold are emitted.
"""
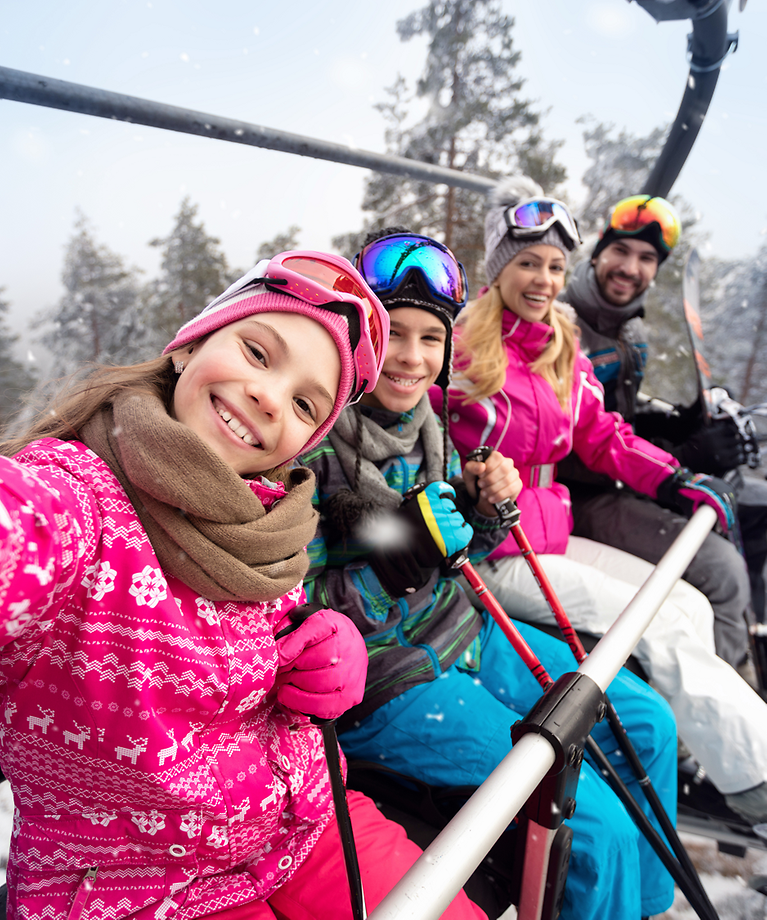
[354,227,468,389]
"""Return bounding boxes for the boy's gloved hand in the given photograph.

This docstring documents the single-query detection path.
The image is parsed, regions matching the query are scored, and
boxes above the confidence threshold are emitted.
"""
[677,418,745,476]
[369,481,473,598]
[275,606,368,721]
[656,467,738,533]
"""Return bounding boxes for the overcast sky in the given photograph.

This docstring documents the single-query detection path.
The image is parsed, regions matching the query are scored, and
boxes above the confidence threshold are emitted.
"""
[2,0,764,355]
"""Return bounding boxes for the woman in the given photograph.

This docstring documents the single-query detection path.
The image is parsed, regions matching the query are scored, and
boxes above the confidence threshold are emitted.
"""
[441,177,767,828]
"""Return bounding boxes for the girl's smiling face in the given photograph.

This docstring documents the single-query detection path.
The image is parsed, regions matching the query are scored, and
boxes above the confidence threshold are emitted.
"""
[171,312,341,475]
[361,306,446,414]
[497,244,566,324]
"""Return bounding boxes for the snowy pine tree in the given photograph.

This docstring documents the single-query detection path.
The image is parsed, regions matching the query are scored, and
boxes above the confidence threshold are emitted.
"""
[255,226,301,263]
[333,0,566,292]
[0,289,36,433]
[145,198,232,349]
[700,241,767,407]
[38,215,147,377]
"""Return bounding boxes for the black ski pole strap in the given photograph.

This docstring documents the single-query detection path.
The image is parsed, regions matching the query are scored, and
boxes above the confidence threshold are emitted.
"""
[320,720,367,920]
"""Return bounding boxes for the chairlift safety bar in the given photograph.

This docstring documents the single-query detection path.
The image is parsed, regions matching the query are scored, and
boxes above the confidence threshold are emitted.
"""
[0,66,496,195]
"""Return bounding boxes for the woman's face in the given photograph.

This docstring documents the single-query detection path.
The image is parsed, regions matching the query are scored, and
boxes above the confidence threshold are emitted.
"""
[171,312,341,475]
[496,244,566,324]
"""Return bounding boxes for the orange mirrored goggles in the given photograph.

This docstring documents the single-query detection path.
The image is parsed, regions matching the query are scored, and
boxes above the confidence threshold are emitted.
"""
[605,196,681,252]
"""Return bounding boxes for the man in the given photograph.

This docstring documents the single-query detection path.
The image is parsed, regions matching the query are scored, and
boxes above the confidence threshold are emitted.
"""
[559,194,766,681]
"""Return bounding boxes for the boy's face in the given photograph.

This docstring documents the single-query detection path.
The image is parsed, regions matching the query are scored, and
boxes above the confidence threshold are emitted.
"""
[361,306,446,414]
[170,312,341,475]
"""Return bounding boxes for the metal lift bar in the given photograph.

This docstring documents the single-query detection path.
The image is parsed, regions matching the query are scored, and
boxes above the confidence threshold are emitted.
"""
[636,0,739,198]
[0,66,495,196]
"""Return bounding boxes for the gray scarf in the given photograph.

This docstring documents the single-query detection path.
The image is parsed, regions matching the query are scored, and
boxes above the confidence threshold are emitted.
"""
[328,397,445,514]
[561,260,646,337]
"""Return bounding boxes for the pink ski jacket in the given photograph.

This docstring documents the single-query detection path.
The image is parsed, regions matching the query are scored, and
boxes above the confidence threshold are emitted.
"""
[0,439,334,919]
[439,310,678,557]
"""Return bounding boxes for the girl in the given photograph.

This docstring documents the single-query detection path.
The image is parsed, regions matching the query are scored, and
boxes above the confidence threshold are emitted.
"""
[300,230,680,920]
[442,178,767,828]
[0,251,487,919]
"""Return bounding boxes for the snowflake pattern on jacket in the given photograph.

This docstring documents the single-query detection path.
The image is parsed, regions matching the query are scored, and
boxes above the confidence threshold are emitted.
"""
[0,439,334,920]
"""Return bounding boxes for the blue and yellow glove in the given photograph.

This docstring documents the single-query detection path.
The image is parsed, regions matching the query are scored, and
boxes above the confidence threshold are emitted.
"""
[369,481,474,598]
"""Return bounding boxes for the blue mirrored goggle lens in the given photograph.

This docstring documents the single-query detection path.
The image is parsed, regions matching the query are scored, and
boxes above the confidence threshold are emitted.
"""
[359,237,467,306]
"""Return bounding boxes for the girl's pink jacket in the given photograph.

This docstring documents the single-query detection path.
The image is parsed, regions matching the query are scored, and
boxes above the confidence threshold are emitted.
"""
[438,310,677,557]
[0,439,334,919]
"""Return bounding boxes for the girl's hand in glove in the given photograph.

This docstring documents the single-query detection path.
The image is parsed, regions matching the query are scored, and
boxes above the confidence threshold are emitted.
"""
[275,607,367,721]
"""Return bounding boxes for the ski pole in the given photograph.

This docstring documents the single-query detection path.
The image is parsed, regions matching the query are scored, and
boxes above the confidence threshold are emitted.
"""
[276,609,367,920]
[456,554,720,920]
[458,553,719,918]
[317,718,367,920]
[464,448,719,920]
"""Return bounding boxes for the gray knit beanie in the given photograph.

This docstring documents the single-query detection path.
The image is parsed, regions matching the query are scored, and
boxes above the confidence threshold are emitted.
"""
[484,176,572,286]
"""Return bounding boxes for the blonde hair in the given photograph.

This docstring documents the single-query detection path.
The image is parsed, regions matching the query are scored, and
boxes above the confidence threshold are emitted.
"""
[0,353,290,484]
[455,284,578,409]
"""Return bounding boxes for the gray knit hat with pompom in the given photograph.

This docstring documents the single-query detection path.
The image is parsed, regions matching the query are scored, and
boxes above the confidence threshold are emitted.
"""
[484,176,572,286]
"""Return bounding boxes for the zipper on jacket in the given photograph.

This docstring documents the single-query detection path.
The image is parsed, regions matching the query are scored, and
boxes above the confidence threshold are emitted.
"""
[66,866,98,920]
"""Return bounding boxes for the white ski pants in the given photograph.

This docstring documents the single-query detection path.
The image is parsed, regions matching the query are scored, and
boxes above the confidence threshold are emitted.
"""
[477,536,767,794]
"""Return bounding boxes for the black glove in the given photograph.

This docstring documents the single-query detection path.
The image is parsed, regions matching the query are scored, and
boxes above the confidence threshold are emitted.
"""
[676,418,745,477]
[368,482,473,598]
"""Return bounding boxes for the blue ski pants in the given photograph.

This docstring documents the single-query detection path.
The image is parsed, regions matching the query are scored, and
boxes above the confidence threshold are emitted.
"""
[339,615,677,920]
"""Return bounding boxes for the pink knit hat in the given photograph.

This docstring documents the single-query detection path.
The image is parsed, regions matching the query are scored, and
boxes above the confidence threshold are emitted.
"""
[164,264,356,456]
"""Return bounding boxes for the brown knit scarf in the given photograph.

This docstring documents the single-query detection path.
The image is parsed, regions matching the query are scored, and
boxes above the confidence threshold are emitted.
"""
[79,389,318,602]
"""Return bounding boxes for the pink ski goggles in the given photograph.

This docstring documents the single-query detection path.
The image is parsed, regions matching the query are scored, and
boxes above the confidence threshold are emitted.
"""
[261,252,389,401]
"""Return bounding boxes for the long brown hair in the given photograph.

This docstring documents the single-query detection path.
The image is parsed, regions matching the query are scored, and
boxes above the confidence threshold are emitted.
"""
[454,283,578,409]
[0,356,177,457]
[0,353,291,484]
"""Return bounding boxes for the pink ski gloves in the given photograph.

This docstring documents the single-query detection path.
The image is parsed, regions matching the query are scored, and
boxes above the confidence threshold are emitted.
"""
[657,468,738,535]
[275,607,368,721]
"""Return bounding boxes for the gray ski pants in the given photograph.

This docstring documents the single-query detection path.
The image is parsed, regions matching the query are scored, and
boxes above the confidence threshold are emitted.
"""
[570,487,750,668]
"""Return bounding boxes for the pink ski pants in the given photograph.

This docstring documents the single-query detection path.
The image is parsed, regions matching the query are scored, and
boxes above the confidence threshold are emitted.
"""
[207,789,487,920]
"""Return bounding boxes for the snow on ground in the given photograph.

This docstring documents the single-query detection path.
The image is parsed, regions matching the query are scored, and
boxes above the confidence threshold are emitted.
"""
[0,793,764,916]
[655,835,767,920]
[0,782,12,886]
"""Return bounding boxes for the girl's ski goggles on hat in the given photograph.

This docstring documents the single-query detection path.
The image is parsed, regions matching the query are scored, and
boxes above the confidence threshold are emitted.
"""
[604,195,681,252]
[196,250,389,403]
[503,197,582,251]
[261,251,389,402]
[355,234,468,309]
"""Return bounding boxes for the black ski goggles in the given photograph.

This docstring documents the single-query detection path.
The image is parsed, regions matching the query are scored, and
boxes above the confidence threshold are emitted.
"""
[355,234,468,309]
